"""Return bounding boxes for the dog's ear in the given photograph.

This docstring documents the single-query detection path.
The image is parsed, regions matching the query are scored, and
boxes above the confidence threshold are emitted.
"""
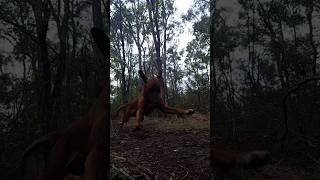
[138,70,148,82]
[157,70,162,79]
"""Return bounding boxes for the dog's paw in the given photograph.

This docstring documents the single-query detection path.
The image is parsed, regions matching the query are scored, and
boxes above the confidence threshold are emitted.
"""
[184,109,195,115]
[132,125,143,132]
[119,122,124,128]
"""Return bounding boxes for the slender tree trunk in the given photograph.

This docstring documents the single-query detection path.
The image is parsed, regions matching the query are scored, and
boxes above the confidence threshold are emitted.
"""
[93,0,103,29]
[146,0,162,72]
[30,0,51,133]
[130,0,145,88]
[120,29,128,103]
[117,3,128,103]
[126,45,132,100]
[50,0,70,129]
[278,21,289,87]
[161,0,169,103]
[92,0,104,95]
[210,0,217,174]
[306,3,317,75]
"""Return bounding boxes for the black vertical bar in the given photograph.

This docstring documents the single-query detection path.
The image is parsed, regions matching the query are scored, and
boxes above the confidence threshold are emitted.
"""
[209,0,216,177]
[105,0,111,179]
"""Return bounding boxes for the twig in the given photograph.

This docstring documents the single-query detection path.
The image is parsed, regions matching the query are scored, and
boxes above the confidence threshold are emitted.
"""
[178,164,190,180]
[181,168,190,180]
[111,164,135,180]
[113,155,154,180]
[128,162,154,180]
[111,154,126,161]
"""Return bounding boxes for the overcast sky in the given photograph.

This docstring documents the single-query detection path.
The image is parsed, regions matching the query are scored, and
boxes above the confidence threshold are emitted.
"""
[174,0,194,53]
[1,0,198,78]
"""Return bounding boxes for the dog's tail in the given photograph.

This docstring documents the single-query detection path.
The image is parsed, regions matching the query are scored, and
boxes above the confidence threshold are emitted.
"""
[21,132,62,179]
[115,103,130,118]
[211,147,270,177]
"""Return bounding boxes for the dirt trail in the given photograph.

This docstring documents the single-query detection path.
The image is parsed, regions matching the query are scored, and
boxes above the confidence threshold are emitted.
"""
[110,114,210,180]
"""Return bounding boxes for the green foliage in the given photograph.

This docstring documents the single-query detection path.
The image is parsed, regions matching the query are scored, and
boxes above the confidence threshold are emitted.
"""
[110,0,204,111]
[183,0,210,112]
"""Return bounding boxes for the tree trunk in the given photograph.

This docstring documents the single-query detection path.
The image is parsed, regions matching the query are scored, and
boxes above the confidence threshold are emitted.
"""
[306,3,317,75]
[93,0,103,29]
[131,0,145,88]
[161,0,169,103]
[92,0,104,94]
[210,0,218,173]
[50,0,70,129]
[119,12,128,103]
[163,29,168,103]
[146,0,162,73]
[30,0,51,134]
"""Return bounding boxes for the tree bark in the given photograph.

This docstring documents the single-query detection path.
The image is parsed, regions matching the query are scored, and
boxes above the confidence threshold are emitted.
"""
[119,3,128,103]
[30,0,51,133]
[210,1,217,174]
[146,0,162,73]
[92,0,104,95]
[93,0,103,29]
[50,0,70,129]
[161,0,170,103]
[306,2,318,75]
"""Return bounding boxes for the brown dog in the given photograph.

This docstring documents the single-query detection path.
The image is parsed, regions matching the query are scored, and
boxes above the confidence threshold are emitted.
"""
[21,28,108,180]
[116,70,195,130]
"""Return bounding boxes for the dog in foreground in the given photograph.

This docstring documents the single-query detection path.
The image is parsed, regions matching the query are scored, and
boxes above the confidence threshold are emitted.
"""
[21,27,108,180]
[116,70,195,130]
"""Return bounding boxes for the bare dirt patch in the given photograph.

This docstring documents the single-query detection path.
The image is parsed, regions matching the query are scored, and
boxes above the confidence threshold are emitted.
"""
[110,113,210,180]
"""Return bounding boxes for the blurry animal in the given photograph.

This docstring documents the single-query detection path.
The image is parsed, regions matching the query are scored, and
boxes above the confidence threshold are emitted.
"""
[211,145,270,179]
[116,70,195,130]
[21,27,108,180]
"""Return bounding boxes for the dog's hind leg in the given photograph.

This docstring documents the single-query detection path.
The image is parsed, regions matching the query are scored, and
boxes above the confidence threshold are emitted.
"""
[160,105,195,115]
[134,108,144,131]
[120,112,130,128]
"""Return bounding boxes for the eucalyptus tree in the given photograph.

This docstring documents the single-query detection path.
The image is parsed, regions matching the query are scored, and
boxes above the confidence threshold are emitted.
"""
[166,46,184,105]
[183,0,210,111]
[111,0,135,103]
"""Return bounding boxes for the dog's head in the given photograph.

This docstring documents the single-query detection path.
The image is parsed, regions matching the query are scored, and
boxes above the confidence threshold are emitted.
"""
[138,70,162,91]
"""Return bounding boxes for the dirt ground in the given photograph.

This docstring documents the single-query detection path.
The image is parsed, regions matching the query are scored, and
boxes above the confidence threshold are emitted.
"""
[109,113,320,180]
[110,113,210,180]
[22,113,320,180]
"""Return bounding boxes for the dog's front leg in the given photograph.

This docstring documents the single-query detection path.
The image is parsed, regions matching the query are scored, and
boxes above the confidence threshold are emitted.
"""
[134,98,144,131]
[160,105,195,115]
[134,109,143,131]
[120,107,131,128]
